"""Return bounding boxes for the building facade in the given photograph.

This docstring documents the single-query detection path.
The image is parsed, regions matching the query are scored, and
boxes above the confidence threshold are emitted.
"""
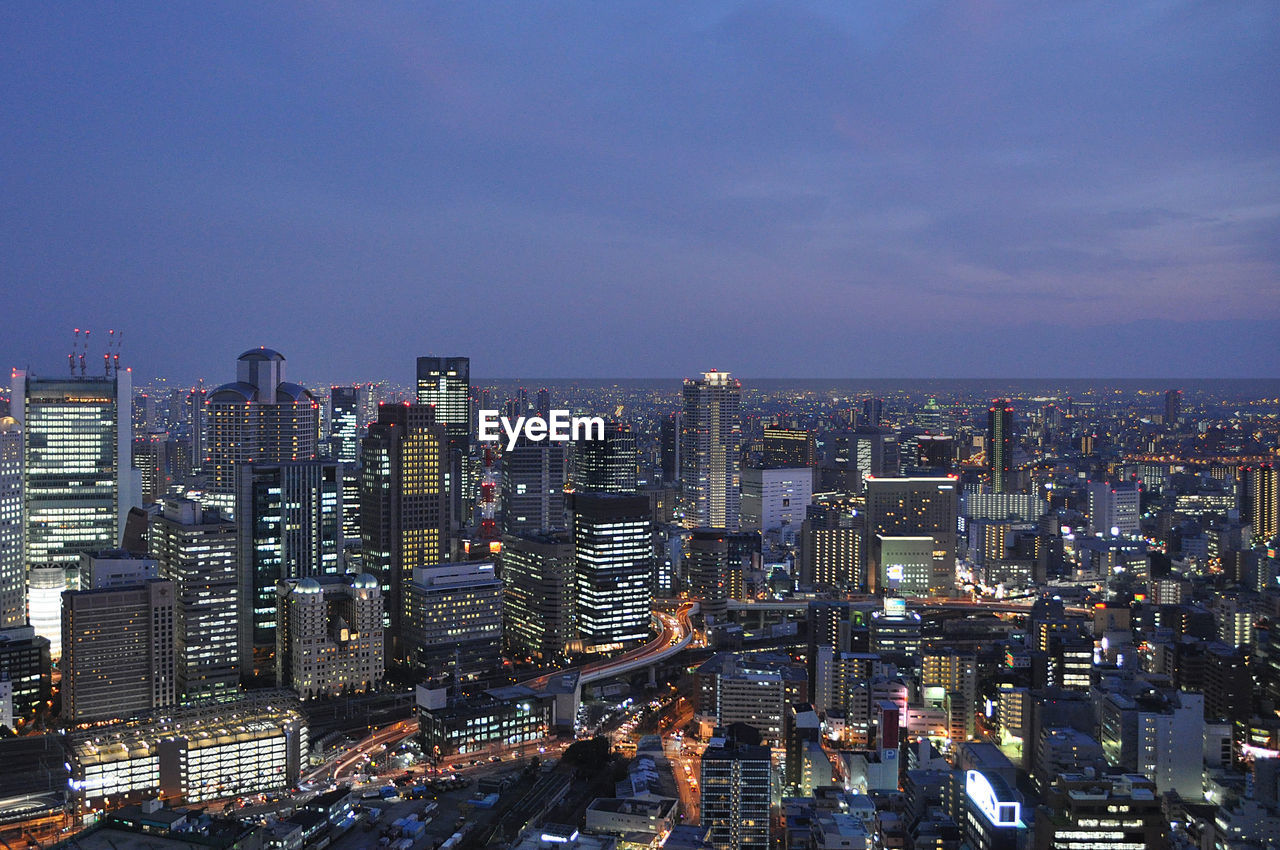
[681,371,742,530]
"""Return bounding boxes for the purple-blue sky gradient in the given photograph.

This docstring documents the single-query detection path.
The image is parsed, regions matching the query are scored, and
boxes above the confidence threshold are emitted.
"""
[2,2,1277,382]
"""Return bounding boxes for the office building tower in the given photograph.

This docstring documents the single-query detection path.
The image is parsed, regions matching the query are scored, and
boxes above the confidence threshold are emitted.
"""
[681,371,742,530]
[0,625,51,723]
[862,398,883,427]
[150,498,239,701]
[416,356,471,527]
[660,411,681,486]
[1087,480,1141,537]
[12,368,134,570]
[987,400,1014,494]
[865,477,958,595]
[687,529,743,622]
[276,574,384,700]
[842,426,896,487]
[205,349,318,516]
[404,561,502,681]
[868,596,922,657]
[695,654,808,745]
[572,421,637,493]
[740,467,812,535]
[536,388,551,420]
[798,505,864,591]
[1247,464,1278,543]
[77,548,157,589]
[1098,689,1204,797]
[132,392,156,435]
[1033,773,1165,850]
[0,419,22,629]
[1164,388,1181,426]
[914,434,953,474]
[963,770,1026,850]
[133,430,169,504]
[360,403,449,662]
[762,427,816,468]
[502,532,575,662]
[236,460,343,681]
[501,435,567,535]
[700,730,772,850]
[569,493,653,650]
[61,577,176,722]
[27,566,65,661]
[330,385,363,540]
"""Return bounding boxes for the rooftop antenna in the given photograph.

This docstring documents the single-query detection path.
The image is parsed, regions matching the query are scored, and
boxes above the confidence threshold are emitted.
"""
[70,328,79,375]
[80,329,89,376]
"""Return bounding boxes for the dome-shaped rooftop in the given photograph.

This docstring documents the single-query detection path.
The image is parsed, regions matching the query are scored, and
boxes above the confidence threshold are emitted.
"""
[276,382,317,404]
[238,347,286,362]
[294,577,322,593]
[208,381,259,402]
[353,573,380,591]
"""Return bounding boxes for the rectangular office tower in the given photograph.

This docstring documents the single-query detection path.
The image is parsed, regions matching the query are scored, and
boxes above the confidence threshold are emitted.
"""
[572,421,638,493]
[329,385,363,540]
[62,577,176,722]
[236,460,343,682]
[0,418,22,629]
[501,532,575,662]
[150,498,239,701]
[987,400,1014,494]
[11,369,134,570]
[570,493,653,650]
[681,371,742,530]
[361,403,450,662]
[416,356,471,527]
[502,435,567,535]
[404,561,502,681]
[700,732,772,850]
[276,574,384,700]
[865,477,958,596]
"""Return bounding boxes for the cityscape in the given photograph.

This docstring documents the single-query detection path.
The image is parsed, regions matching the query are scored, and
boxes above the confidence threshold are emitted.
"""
[0,357,1277,850]
[2,4,1278,850]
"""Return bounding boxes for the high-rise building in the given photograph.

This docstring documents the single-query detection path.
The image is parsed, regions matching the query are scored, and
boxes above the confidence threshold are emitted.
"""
[797,505,864,591]
[360,403,449,661]
[502,532,575,662]
[133,430,169,504]
[205,349,318,516]
[330,385,363,541]
[1032,773,1165,850]
[681,371,742,530]
[536,388,551,420]
[740,467,812,534]
[61,577,176,722]
[416,356,471,527]
[501,435,567,535]
[987,400,1014,494]
[659,411,681,487]
[12,369,134,571]
[185,384,207,477]
[572,421,637,493]
[700,730,772,850]
[404,561,502,681]
[236,460,343,681]
[762,427,816,469]
[569,493,653,650]
[1247,464,1278,544]
[0,419,22,629]
[922,648,978,741]
[150,498,239,701]
[865,477,958,596]
[0,625,51,724]
[862,398,883,427]
[686,529,744,622]
[1087,480,1141,538]
[1163,388,1182,426]
[276,574,384,700]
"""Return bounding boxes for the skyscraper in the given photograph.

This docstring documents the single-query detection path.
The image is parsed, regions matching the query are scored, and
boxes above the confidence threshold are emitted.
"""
[501,532,575,662]
[150,497,239,701]
[403,561,502,681]
[865,476,958,596]
[416,356,471,527]
[572,421,637,493]
[501,435,567,535]
[862,397,883,427]
[12,368,134,571]
[236,460,343,681]
[133,430,169,504]
[0,419,22,629]
[1164,388,1182,426]
[1248,464,1278,544]
[700,730,772,850]
[276,574,384,700]
[360,403,450,661]
[686,529,743,622]
[681,371,742,530]
[762,427,816,468]
[570,493,653,650]
[988,399,1014,494]
[205,349,319,516]
[659,411,681,486]
[797,504,864,591]
[328,386,362,539]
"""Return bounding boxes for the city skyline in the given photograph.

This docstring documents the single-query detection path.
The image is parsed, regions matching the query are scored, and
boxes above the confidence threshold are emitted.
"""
[2,3,1277,380]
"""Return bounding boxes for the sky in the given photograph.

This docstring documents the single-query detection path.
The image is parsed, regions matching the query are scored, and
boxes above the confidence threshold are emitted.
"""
[1,2,1277,384]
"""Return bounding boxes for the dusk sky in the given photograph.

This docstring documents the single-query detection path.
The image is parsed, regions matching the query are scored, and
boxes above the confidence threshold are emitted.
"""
[2,2,1277,383]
